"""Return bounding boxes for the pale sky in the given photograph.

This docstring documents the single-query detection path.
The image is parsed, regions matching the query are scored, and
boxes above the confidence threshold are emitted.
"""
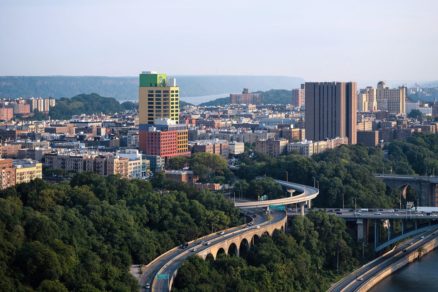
[1,0,437,82]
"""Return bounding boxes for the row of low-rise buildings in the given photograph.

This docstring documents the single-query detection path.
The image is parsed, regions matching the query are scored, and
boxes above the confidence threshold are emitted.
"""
[0,97,56,121]
[0,158,42,190]
[357,81,407,115]
[43,149,149,179]
[287,137,349,157]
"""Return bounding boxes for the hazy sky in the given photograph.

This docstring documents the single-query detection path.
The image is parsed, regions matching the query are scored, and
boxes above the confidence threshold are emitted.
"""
[1,0,437,82]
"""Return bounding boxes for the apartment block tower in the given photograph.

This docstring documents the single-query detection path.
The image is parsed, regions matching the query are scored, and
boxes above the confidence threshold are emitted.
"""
[138,71,180,125]
[291,84,305,108]
[358,87,377,112]
[138,71,189,158]
[376,81,406,115]
[305,82,357,145]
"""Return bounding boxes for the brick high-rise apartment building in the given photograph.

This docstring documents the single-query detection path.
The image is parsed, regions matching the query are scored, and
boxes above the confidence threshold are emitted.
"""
[305,82,357,145]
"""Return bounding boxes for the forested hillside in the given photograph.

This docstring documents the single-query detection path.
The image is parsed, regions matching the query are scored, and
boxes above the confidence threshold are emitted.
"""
[0,76,303,101]
[0,173,240,291]
[49,93,135,119]
[199,89,294,106]
[174,212,359,291]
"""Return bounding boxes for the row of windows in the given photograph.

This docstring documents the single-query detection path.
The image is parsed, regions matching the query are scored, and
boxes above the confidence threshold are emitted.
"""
[147,98,179,101]
[147,90,179,93]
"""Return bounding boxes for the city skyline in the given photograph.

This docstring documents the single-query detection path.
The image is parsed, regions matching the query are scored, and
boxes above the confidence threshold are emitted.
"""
[1,0,438,82]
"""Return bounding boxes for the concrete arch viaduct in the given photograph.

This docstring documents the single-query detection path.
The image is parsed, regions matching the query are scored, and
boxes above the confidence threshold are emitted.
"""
[197,213,287,260]
[135,179,319,292]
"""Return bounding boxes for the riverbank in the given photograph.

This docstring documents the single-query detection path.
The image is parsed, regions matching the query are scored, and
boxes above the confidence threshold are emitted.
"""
[357,235,438,291]
[370,250,438,291]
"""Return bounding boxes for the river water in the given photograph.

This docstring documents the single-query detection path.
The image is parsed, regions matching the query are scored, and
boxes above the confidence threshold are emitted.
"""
[370,250,438,292]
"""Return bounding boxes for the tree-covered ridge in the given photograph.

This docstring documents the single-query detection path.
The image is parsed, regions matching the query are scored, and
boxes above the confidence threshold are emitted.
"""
[234,144,394,208]
[0,173,240,291]
[174,211,360,292]
[49,93,135,119]
[386,133,438,175]
[199,89,295,106]
[234,133,438,208]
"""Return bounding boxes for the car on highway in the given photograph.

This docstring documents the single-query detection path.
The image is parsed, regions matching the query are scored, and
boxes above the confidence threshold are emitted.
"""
[179,242,189,249]
[403,249,407,252]
[256,225,260,229]
[203,241,210,246]
[191,247,197,252]
[356,277,363,281]
[219,231,225,235]
[336,211,342,215]
[375,212,382,215]
[421,236,425,239]
[144,283,150,290]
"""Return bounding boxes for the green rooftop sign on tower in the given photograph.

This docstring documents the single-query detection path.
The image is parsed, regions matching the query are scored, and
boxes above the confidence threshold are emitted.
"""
[139,71,167,87]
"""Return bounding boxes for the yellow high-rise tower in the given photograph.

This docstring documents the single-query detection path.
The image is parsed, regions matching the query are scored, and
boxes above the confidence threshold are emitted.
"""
[138,71,180,125]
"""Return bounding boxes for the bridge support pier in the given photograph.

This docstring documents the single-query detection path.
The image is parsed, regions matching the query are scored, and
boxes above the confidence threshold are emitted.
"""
[307,200,312,209]
[300,203,305,216]
[387,221,391,242]
[357,219,364,241]
[401,220,404,235]
[374,220,378,250]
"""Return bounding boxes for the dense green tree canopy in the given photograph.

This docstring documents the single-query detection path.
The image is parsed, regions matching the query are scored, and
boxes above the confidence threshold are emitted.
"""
[49,93,133,119]
[174,211,359,291]
[190,152,231,183]
[0,173,240,291]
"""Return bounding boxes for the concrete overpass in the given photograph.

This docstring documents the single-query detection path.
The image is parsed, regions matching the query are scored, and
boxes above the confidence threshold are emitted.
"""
[235,180,319,215]
[197,212,287,260]
[375,174,438,207]
[288,208,438,252]
[135,180,319,291]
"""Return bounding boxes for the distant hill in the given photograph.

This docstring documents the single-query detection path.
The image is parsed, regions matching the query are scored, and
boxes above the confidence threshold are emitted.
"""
[0,76,303,103]
[199,89,293,106]
[49,93,134,119]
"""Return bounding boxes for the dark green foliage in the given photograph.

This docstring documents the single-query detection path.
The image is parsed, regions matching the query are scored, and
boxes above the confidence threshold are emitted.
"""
[0,173,240,291]
[200,89,296,106]
[168,153,233,183]
[121,101,138,111]
[49,93,130,119]
[190,152,232,183]
[235,144,395,208]
[407,109,423,120]
[386,134,438,175]
[236,177,285,200]
[259,89,295,104]
[174,212,359,291]
[167,156,189,170]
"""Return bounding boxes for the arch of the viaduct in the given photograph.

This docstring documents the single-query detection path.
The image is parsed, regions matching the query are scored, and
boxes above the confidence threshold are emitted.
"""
[376,175,438,207]
[197,217,287,260]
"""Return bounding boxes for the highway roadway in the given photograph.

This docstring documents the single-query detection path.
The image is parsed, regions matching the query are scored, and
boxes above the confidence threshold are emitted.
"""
[234,180,319,209]
[329,225,438,292]
[151,210,286,291]
[287,208,438,220]
[133,179,320,291]
[137,210,263,291]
